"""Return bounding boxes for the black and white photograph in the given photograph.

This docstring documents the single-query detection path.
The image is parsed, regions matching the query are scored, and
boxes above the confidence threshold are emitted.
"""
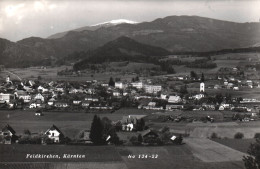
[0,0,260,168]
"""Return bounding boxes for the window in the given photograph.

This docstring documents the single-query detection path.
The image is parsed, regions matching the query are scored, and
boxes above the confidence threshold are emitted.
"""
[52,133,54,136]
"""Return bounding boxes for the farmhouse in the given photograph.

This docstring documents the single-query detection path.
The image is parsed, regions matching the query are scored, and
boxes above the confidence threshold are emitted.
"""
[45,125,64,143]
[141,129,159,144]
[121,115,146,131]
[0,124,17,144]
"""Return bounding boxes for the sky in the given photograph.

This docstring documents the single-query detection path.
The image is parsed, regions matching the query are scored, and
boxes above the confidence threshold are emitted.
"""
[0,0,260,42]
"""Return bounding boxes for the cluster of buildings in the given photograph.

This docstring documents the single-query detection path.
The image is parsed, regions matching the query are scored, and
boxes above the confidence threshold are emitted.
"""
[0,124,64,144]
[0,75,166,111]
[0,73,259,115]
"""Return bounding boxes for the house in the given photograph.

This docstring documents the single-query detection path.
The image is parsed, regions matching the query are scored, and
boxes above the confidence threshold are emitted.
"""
[69,88,78,94]
[15,90,31,103]
[121,115,146,131]
[101,83,109,87]
[202,103,216,110]
[160,94,167,100]
[247,80,253,88]
[144,85,162,94]
[143,102,163,110]
[113,91,121,97]
[227,83,234,89]
[0,93,15,103]
[192,94,204,100]
[55,87,64,93]
[73,100,82,105]
[214,84,221,89]
[47,98,56,106]
[35,109,43,116]
[0,124,17,144]
[82,100,91,108]
[165,104,183,111]
[131,82,143,89]
[233,86,239,91]
[141,129,159,144]
[115,82,125,89]
[38,86,48,93]
[85,96,99,102]
[219,103,233,110]
[168,95,181,103]
[45,125,64,143]
[54,102,69,108]
[34,93,45,102]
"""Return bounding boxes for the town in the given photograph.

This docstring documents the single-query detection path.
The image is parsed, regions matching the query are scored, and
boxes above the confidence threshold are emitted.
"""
[1,66,260,146]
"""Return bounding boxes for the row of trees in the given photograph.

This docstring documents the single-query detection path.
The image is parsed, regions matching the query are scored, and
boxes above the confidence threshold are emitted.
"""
[89,115,121,145]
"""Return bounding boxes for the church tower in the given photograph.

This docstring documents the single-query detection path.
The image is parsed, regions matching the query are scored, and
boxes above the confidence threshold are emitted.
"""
[200,82,205,92]
[6,75,10,83]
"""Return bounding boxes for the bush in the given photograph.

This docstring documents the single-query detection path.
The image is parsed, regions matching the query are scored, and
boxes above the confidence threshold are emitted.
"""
[172,134,183,145]
[129,136,141,145]
[234,132,244,139]
[211,132,218,139]
[254,133,260,139]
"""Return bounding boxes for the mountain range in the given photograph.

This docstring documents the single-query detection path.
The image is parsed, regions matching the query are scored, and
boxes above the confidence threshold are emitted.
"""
[72,36,171,70]
[0,15,260,68]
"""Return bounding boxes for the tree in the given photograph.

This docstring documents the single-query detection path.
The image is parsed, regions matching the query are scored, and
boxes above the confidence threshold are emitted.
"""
[37,76,42,81]
[24,129,31,135]
[190,71,198,80]
[243,138,260,169]
[201,73,205,82]
[136,118,146,131]
[108,77,115,87]
[89,115,105,145]
[138,134,143,143]
[180,85,188,95]
[215,93,224,104]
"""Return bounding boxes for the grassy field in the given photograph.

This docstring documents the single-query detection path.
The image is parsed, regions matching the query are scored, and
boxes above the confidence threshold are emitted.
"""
[184,138,247,162]
[0,108,153,139]
[212,138,255,153]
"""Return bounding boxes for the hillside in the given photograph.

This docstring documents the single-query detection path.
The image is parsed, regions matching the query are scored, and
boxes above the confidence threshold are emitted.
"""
[0,15,260,68]
[47,19,138,39]
[73,36,171,70]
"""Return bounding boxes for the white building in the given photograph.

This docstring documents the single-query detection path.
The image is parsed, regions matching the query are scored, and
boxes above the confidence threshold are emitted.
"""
[45,125,64,143]
[168,95,182,103]
[115,82,125,89]
[6,76,10,83]
[38,86,48,93]
[131,82,143,89]
[144,85,162,94]
[0,93,15,103]
[34,93,45,102]
[200,82,205,92]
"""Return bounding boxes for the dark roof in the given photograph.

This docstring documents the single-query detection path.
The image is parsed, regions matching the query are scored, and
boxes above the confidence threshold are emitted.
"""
[2,124,16,135]
[48,125,64,136]
[140,129,158,137]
